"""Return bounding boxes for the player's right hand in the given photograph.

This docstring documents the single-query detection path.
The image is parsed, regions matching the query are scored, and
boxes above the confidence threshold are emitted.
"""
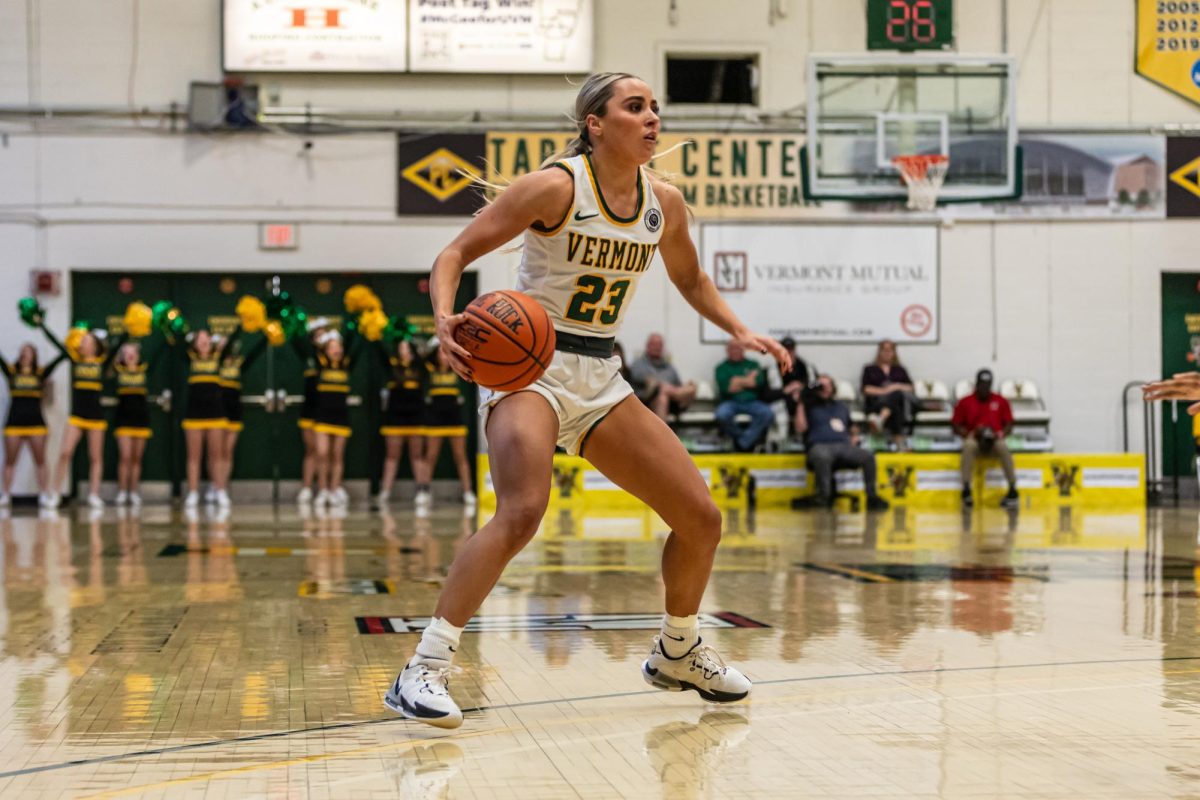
[1143,372,1200,414]
[436,312,475,383]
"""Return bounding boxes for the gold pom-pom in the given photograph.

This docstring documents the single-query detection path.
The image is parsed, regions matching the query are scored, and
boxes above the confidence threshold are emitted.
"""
[65,327,85,361]
[264,320,286,347]
[123,302,153,338]
[236,295,267,333]
[359,308,388,342]
[344,284,382,314]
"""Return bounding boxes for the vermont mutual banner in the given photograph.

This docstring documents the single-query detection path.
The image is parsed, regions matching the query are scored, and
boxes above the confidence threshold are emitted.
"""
[699,224,940,344]
[485,131,809,219]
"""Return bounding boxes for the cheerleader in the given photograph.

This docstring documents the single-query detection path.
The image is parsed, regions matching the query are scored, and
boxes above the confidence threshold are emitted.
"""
[0,342,68,507]
[419,342,474,510]
[109,336,163,506]
[312,328,360,508]
[40,323,113,508]
[217,335,266,496]
[180,328,235,509]
[375,338,426,508]
[291,323,325,504]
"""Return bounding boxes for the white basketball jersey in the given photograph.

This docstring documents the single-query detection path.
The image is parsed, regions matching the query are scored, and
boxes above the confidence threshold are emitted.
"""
[517,153,664,338]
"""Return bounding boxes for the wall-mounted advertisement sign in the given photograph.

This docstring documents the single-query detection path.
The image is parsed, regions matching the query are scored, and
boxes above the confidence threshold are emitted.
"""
[223,0,408,72]
[409,0,593,73]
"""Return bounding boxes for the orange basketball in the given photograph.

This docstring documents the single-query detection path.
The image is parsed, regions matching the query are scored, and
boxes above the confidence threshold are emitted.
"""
[454,290,556,391]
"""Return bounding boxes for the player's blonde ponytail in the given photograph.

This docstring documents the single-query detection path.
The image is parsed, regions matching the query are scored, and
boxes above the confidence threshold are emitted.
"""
[538,72,637,168]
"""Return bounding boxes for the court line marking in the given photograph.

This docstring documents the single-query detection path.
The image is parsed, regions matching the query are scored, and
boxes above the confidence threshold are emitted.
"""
[77,665,1200,800]
[3,653,1198,783]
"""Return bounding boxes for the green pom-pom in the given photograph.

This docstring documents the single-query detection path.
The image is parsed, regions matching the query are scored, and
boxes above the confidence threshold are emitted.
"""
[18,297,44,328]
[150,300,173,329]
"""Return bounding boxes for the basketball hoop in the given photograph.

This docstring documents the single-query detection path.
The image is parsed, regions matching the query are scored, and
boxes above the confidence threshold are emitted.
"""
[893,154,949,212]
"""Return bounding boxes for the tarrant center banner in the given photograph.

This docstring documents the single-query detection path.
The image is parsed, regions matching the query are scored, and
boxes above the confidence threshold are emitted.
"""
[486,132,808,219]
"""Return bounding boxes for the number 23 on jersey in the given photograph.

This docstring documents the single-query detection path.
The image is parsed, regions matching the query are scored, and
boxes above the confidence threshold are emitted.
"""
[564,275,631,327]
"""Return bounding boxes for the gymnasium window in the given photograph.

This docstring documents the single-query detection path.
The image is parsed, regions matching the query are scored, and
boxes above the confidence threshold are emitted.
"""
[665,54,760,105]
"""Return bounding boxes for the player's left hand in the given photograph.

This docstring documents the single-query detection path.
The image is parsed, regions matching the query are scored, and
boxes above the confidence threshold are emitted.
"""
[1143,372,1200,414]
[734,330,792,374]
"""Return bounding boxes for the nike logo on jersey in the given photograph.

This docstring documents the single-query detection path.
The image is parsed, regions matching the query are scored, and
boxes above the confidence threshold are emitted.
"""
[566,232,657,274]
[574,211,600,221]
[663,633,686,641]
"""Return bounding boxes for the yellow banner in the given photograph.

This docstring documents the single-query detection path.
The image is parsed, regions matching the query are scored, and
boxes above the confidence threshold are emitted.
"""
[477,452,1144,510]
[1136,0,1200,105]
[485,131,808,219]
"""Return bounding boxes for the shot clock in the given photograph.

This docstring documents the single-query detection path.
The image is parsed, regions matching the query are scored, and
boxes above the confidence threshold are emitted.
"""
[867,0,954,51]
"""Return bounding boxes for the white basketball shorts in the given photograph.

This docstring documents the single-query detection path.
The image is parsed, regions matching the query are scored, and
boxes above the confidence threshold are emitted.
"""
[479,350,633,456]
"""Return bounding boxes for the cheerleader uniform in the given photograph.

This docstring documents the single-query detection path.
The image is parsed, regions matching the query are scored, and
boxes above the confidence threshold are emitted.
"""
[291,336,318,431]
[112,362,152,438]
[423,364,468,437]
[313,352,354,438]
[42,327,111,432]
[379,353,425,437]
[219,338,265,433]
[299,365,318,430]
[0,351,66,437]
[183,350,228,430]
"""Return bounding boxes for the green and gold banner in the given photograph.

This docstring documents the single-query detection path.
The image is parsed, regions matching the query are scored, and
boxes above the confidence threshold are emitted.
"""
[485,131,808,219]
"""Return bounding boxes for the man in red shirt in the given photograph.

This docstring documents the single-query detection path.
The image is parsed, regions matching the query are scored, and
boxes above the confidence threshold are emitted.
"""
[952,369,1018,508]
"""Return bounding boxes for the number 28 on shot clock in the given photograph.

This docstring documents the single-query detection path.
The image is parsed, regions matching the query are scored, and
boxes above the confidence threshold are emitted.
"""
[867,0,954,51]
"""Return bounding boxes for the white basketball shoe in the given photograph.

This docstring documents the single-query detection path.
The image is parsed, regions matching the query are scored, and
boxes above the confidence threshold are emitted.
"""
[384,661,463,729]
[641,636,751,703]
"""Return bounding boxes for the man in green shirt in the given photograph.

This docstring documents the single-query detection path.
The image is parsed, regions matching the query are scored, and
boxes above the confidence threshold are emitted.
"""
[715,341,775,452]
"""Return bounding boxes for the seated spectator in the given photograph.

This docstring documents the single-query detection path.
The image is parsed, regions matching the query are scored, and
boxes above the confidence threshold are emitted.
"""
[630,333,697,422]
[796,375,889,510]
[952,368,1018,508]
[861,339,916,450]
[776,337,812,435]
[714,341,773,452]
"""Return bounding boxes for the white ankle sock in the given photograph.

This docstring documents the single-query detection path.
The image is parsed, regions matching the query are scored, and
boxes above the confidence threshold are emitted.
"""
[661,613,700,658]
[413,617,464,666]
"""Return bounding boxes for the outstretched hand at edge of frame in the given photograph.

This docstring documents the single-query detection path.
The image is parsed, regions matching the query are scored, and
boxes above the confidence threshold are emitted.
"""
[1143,372,1200,415]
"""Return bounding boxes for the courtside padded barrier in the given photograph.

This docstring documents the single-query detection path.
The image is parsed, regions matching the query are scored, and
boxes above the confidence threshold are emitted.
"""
[476,453,1145,510]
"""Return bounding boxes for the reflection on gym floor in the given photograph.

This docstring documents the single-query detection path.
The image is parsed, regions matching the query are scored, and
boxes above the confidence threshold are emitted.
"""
[1,502,1197,798]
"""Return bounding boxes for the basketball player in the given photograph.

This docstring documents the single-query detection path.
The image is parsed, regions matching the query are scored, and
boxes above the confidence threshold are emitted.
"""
[384,72,790,729]
[1144,373,1200,414]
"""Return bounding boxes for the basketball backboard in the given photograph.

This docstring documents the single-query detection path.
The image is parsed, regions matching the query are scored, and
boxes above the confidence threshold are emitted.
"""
[803,54,1019,203]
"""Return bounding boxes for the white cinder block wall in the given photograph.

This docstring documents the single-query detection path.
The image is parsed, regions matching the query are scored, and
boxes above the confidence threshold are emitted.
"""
[0,0,1195,491]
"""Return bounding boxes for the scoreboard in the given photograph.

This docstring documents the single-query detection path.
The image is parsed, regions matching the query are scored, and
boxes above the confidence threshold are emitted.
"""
[867,0,955,51]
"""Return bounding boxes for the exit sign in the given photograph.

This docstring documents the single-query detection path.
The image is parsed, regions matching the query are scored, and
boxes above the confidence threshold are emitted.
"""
[259,223,298,250]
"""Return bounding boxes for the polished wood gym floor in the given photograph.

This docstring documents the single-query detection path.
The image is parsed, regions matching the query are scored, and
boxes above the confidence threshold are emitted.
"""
[0,499,1196,798]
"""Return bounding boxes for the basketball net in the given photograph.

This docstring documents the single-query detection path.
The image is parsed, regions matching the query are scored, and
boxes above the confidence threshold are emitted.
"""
[893,154,949,212]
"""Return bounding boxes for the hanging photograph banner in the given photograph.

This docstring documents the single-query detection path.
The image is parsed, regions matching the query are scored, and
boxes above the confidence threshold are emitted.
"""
[699,224,939,344]
[409,0,594,74]
[223,0,408,73]
[485,131,809,219]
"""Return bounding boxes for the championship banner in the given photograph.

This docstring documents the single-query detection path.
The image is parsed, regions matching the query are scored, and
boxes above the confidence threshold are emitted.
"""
[699,223,939,344]
[1136,0,1200,106]
[485,132,808,219]
[223,0,408,73]
[396,133,486,216]
[409,0,594,74]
